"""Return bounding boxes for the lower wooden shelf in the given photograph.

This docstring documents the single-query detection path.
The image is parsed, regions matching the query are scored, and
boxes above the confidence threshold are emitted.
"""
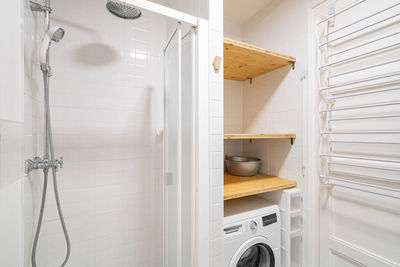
[224,171,296,200]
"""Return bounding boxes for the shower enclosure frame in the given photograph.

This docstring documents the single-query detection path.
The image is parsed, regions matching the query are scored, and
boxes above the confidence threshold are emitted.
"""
[118,1,210,266]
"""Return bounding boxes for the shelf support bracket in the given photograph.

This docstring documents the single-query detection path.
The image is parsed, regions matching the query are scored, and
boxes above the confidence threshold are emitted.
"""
[291,61,295,70]
[290,138,294,145]
[249,78,253,84]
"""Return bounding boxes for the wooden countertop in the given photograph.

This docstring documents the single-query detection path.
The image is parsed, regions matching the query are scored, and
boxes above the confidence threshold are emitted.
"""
[224,171,297,200]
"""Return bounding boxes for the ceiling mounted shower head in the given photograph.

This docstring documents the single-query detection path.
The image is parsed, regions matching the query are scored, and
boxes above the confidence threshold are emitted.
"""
[40,26,65,66]
[106,0,142,19]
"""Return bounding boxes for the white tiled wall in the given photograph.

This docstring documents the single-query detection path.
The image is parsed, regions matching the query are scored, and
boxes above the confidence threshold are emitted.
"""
[241,0,308,183]
[241,64,301,180]
[24,0,166,266]
[0,0,23,123]
[208,0,224,266]
[0,0,24,266]
[166,0,208,19]
[0,121,24,267]
[223,80,243,134]
[223,79,244,158]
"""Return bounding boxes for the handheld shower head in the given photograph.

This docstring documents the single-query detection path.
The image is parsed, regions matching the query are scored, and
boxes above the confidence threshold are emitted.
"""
[49,27,65,42]
[40,26,65,66]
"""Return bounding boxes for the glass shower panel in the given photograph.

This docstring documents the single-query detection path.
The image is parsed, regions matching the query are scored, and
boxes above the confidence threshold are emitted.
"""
[164,27,181,267]
[181,29,195,267]
[164,25,195,267]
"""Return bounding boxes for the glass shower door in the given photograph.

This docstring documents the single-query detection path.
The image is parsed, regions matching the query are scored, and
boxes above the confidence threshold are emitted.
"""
[164,25,181,267]
[164,25,195,267]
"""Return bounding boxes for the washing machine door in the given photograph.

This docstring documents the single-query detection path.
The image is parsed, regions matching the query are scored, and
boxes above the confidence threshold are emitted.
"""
[229,236,275,267]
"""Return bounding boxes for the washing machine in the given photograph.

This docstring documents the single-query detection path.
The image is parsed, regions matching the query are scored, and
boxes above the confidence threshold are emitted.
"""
[224,196,281,267]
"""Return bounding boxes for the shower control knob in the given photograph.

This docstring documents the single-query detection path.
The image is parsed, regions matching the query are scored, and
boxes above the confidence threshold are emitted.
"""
[249,220,257,230]
[59,157,64,168]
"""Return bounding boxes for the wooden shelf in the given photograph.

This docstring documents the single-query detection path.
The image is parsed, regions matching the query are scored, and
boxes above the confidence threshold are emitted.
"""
[224,37,296,81]
[224,133,296,140]
[224,172,296,200]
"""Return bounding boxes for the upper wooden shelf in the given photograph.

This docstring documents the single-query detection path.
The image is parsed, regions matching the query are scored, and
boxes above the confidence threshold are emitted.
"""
[223,37,296,81]
[224,172,296,200]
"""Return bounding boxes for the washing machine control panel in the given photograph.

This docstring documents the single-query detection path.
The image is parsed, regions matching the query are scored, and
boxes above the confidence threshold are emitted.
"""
[262,213,277,226]
[249,220,258,230]
[247,213,278,232]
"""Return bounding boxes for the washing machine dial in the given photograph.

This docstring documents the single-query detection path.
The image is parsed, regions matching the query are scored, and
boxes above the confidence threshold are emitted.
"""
[249,220,257,230]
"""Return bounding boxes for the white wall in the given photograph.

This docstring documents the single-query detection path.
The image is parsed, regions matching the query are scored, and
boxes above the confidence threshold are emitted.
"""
[223,80,243,134]
[0,1,23,123]
[0,0,24,266]
[0,122,24,267]
[166,0,208,19]
[223,79,244,157]
[222,19,245,160]
[223,19,243,41]
[24,0,166,266]
[241,0,307,182]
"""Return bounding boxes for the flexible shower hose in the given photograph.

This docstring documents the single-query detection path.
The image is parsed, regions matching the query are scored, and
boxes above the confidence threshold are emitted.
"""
[31,71,71,267]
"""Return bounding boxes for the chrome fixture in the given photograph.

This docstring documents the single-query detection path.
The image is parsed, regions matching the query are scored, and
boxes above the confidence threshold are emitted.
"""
[29,1,52,13]
[25,1,71,267]
[25,156,63,174]
[106,0,142,19]
[48,26,65,42]
[40,26,65,66]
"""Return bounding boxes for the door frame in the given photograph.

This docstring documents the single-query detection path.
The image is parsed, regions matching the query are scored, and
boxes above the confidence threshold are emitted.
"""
[305,1,328,267]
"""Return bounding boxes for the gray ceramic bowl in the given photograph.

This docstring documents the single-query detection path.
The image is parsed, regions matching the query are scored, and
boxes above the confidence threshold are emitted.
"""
[225,156,261,177]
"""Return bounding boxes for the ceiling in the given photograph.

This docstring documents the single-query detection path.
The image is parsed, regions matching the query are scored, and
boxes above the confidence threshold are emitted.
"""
[224,0,274,24]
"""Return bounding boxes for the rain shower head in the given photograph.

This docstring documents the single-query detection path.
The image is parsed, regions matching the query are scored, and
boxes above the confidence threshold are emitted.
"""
[40,26,65,66]
[106,0,142,19]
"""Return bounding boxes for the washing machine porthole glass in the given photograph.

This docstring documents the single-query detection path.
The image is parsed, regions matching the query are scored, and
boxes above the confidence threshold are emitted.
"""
[236,243,275,267]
